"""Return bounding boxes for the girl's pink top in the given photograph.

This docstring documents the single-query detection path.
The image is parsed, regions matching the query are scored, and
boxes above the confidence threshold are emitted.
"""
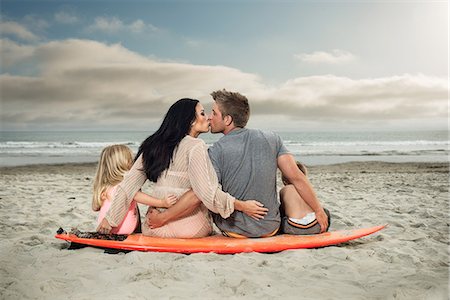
[97,185,138,234]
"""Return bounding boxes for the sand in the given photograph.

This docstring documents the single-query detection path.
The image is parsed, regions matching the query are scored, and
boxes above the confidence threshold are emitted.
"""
[0,161,448,299]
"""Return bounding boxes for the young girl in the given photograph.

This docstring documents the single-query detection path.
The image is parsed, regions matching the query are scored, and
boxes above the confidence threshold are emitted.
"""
[92,144,177,234]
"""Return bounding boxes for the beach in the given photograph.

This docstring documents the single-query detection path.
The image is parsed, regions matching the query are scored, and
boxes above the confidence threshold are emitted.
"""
[0,161,448,299]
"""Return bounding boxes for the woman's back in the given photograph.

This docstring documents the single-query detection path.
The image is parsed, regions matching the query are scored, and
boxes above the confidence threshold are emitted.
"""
[143,136,213,238]
[153,136,197,193]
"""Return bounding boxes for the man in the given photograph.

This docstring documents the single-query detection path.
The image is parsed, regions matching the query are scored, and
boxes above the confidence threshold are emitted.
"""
[149,90,329,237]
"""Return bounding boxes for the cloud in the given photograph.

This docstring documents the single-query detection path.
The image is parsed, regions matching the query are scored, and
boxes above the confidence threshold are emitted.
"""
[129,19,145,33]
[250,74,448,121]
[1,39,447,130]
[295,49,356,64]
[0,21,38,41]
[0,38,35,68]
[87,17,123,33]
[86,17,159,34]
[23,15,49,31]
[0,39,264,130]
[54,11,79,24]
[183,38,202,48]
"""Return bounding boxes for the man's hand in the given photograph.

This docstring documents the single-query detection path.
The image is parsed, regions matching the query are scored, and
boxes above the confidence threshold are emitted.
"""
[236,200,268,220]
[315,208,329,233]
[146,208,167,229]
[96,218,112,234]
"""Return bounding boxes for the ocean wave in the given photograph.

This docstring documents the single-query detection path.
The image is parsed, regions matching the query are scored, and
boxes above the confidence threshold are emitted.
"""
[1,148,448,158]
[289,149,449,156]
[1,137,448,159]
[2,140,448,149]
[0,141,140,149]
[283,140,450,147]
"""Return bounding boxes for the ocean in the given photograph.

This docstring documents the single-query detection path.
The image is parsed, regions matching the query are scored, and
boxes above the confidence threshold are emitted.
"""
[0,130,448,167]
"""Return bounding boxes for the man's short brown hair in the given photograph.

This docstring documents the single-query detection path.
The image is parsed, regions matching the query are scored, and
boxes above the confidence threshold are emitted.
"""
[210,89,250,128]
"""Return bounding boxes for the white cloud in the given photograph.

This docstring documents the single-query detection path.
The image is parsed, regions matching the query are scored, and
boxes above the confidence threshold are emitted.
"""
[54,11,79,24]
[0,39,264,130]
[1,39,447,130]
[0,21,38,41]
[184,38,202,48]
[130,19,148,33]
[295,49,356,64]
[250,74,447,121]
[23,15,49,31]
[0,38,35,67]
[86,17,159,34]
[87,17,124,33]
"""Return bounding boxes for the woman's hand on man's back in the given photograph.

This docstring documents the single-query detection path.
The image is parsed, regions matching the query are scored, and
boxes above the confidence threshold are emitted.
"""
[235,200,268,220]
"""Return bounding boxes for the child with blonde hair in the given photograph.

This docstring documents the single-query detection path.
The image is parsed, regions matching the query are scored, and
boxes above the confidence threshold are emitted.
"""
[92,144,177,234]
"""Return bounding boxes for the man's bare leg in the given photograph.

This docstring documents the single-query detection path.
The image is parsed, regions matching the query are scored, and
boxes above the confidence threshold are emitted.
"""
[279,185,314,219]
[147,190,201,229]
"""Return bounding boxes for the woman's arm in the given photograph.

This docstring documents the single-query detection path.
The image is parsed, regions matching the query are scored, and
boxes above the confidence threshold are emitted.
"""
[234,199,267,220]
[147,190,202,228]
[147,140,268,229]
[134,191,177,208]
[188,141,268,219]
[148,193,267,229]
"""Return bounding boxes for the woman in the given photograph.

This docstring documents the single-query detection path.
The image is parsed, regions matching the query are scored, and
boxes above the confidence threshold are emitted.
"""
[97,98,267,238]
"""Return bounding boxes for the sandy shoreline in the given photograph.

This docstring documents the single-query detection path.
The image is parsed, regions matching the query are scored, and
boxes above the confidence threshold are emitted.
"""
[1,161,448,299]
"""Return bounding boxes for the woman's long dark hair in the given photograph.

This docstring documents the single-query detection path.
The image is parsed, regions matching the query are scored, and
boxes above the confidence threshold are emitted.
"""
[136,98,199,182]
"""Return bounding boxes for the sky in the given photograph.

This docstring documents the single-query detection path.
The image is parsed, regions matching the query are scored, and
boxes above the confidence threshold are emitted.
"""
[0,0,448,132]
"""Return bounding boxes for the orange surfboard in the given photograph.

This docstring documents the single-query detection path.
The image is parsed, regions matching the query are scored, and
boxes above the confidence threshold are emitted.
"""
[55,225,385,254]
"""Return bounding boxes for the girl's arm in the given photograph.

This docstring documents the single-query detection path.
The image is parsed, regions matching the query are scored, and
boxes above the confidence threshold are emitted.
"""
[134,191,177,208]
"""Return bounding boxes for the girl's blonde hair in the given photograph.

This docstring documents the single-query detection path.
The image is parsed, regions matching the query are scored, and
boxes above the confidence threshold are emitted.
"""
[92,145,133,211]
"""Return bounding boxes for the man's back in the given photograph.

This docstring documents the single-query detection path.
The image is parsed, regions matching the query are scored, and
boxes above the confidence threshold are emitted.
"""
[208,128,289,237]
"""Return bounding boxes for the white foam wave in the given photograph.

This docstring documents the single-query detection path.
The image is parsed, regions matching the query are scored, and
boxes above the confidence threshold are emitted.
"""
[283,140,449,147]
[0,141,140,149]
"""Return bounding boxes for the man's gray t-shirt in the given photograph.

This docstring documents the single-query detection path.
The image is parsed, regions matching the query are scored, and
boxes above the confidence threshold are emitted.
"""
[208,128,290,237]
